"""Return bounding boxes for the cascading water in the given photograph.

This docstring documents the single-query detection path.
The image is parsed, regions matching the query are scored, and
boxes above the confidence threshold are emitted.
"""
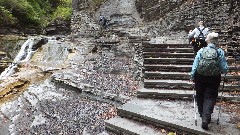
[14,38,35,62]
[0,38,35,79]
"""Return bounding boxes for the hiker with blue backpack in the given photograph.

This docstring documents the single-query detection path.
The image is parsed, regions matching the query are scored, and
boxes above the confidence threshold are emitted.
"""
[188,21,209,56]
[191,32,228,130]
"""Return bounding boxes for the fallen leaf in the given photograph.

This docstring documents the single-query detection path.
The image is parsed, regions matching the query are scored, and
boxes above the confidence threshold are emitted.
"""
[168,132,175,135]
[237,122,240,129]
[161,129,166,133]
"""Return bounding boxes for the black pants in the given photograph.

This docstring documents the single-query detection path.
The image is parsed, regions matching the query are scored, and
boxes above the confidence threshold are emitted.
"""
[192,39,207,57]
[194,72,221,120]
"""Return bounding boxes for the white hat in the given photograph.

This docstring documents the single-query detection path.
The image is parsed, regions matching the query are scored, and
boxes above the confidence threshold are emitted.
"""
[205,32,219,41]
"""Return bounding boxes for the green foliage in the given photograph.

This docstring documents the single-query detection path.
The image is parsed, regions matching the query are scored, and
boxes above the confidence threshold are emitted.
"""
[0,0,41,27]
[0,6,17,26]
[52,6,72,20]
[0,0,72,29]
[52,0,72,21]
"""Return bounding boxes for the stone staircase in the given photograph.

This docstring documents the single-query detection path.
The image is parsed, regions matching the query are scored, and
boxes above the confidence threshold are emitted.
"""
[140,42,239,100]
[104,36,240,135]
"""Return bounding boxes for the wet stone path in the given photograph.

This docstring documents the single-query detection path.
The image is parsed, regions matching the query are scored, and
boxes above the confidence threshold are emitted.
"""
[0,33,140,134]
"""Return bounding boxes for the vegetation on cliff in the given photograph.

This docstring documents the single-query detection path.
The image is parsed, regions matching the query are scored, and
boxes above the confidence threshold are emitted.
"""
[0,0,72,29]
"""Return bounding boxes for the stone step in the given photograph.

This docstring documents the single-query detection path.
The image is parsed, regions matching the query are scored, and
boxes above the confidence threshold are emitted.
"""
[129,40,146,43]
[144,79,240,91]
[143,48,193,53]
[143,64,239,72]
[144,64,192,72]
[105,116,164,135]
[129,39,150,43]
[137,89,194,99]
[137,88,240,102]
[128,36,150,40]
[143,79,194,90]
[144,58,235,65]
[143,52,194,58]
[117,98,239,135]
[144,71,240,81]
[145,71,190,80]
[95,39,120,44]
[142,42,191,48]
[128,37,150,43]
[144,58,194,65]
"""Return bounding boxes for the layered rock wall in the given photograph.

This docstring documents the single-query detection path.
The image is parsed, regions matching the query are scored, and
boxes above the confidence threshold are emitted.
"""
[135,0,186,22]
[136,0,240,59]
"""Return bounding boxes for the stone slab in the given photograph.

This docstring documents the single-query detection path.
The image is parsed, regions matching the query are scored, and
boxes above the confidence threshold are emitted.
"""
[143,64,239,71]
[105,116,165,135]
[118,98,240,135]
[144,79,240,91]
[143,48,193,53]
[142,44,191,49]
[137,88,240,102]
[144,72,240,80]
[144,58,194,61]
[137,88,194,99]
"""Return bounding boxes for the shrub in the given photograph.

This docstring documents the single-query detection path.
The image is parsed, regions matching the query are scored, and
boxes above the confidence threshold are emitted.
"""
[0,6,17,26]
[0,0,72,29]
[52,0,72,21]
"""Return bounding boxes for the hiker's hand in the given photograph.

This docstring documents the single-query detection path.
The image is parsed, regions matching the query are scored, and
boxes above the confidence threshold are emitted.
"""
[191,80,195,89]
[224,78,228,83]
[190,78,195,83]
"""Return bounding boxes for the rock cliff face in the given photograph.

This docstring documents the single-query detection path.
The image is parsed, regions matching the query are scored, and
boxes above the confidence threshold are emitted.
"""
[136,0,240,59]
[45,19,71,35]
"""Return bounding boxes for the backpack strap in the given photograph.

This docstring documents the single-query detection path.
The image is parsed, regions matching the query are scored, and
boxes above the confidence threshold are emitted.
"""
[209,46,220,57]
[197,27,205,38]
[212,47,221,68]
[215,48,220,57]
[199,47,206,58]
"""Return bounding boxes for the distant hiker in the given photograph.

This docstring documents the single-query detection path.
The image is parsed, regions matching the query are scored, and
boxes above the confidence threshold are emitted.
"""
[188,21,209,56]
[99,15,107,29]
[191,32,228,130]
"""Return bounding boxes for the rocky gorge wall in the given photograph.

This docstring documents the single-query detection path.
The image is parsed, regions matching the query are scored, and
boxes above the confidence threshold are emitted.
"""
[136,0,240,60]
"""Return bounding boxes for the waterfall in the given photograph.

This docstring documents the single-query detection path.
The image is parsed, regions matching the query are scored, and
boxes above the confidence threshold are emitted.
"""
[14,38,35,62]
[0,38,35,80]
